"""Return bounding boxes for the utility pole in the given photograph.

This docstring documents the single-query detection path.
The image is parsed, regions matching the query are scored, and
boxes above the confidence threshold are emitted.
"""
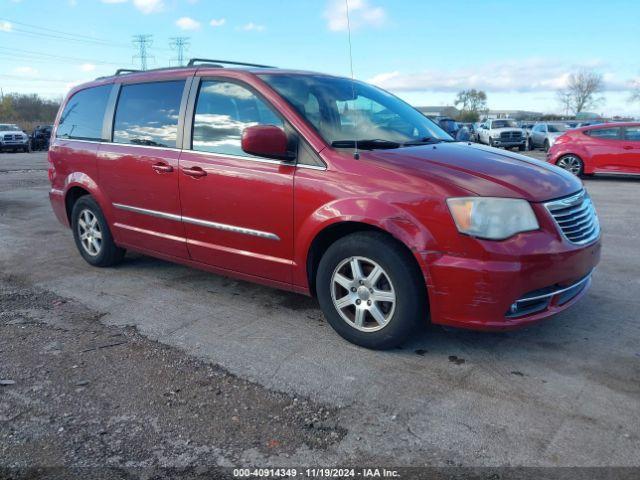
[132,34,154,70]
[169,37,190,67]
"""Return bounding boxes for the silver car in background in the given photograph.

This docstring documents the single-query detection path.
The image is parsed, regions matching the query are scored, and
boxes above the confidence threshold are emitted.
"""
[528,122,569,151]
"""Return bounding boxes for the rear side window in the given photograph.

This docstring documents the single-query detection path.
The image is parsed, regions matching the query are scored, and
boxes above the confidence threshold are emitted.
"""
[623,126,640,141]
[56,85,111,141]
[113,80,185,148]
[586,127,620,140]
[192,80,284,157]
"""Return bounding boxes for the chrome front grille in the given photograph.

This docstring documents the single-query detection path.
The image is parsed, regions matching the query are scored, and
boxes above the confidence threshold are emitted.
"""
[3,134,13,141]
[545,190,600,245]
[500,131,522,140]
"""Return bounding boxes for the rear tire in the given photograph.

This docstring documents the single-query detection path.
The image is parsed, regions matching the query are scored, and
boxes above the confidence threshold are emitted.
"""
[316,232,426,350]
[71,196,125,267]
[556,154,584,177]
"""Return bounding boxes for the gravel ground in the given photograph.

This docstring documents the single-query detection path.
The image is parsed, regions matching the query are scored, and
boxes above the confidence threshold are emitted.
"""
[0,275,345,472]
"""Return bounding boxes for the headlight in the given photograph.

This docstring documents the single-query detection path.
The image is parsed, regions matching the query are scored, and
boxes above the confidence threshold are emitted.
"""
[446,197,539,240]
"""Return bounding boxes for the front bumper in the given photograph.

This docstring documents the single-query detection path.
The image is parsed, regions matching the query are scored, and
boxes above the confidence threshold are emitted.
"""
[0,140,28,149]
[422,235,601,330]
[492,139,526,147]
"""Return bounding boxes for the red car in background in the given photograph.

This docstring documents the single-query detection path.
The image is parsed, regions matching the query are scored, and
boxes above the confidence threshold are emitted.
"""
[548,122,640,176]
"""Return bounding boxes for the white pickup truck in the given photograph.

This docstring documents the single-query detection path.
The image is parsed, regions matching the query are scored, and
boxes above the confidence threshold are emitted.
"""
[0,124,30,153]
[477,119,526,151]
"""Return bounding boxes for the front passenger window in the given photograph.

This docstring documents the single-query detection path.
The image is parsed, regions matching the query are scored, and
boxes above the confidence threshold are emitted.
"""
[192,80,284,157]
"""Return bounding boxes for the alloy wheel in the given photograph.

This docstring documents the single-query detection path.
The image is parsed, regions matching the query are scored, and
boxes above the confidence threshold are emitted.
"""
[556,155,582,175]
[330,256,396,332]
[77,209,103,256]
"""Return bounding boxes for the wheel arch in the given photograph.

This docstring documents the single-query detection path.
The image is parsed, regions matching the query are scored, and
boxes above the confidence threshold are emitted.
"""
[62,172,111,225]
[304,219,431,300]
[65,186,91,224]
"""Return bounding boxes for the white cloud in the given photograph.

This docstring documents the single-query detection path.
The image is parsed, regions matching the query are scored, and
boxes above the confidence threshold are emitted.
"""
[133,0,163,13]
[101,0,163,13]
[12,66,38,76]
[368,58,630,94]
[176,16,201,30]
[209,18,226,27]
[79,63,96,72]
[0,21,13,32]
[240,22,265,32]
[324,0,386,32]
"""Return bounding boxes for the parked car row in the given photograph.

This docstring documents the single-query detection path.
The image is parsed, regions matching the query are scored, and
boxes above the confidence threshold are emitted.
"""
[425,115,638,177]
[0,124,53,153]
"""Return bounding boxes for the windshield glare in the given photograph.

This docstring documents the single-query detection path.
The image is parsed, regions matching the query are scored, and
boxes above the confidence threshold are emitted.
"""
[259,74,452,148]
[0,124,20,131]
[492,120,518,128]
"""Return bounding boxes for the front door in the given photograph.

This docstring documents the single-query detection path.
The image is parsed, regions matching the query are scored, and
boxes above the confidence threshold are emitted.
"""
[178,77,295,284]
[584,127,623,173]
[97,79,189,258]
[621,126,640,174]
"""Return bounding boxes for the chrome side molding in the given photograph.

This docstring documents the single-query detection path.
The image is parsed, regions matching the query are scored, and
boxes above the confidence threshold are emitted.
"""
[112,203,280,241]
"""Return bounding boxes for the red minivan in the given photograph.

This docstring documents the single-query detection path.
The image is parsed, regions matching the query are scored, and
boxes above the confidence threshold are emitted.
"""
[48,60,601,349]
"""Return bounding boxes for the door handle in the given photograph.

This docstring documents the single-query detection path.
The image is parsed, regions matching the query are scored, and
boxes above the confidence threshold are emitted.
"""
[623,145,634,150]
[152,163,173,173]
[182,166,207,178]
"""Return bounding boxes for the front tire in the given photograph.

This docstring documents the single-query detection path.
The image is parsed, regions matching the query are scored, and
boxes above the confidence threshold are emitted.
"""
[71,196,125,267]
[316,232,426,350]
[544,140,550,152]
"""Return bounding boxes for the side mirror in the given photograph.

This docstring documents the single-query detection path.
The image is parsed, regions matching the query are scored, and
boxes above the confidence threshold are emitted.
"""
[241,125,294,161]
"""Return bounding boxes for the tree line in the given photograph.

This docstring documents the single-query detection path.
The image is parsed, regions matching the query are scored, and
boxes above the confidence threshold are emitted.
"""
[0,93,61,132]
[451,69,612,122]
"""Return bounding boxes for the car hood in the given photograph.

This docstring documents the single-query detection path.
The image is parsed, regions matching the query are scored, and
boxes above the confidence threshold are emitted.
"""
[363,142,582,202]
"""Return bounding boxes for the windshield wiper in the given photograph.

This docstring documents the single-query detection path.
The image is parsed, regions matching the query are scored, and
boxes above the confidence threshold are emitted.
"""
[403,137,454,146]
[331,139,401,150]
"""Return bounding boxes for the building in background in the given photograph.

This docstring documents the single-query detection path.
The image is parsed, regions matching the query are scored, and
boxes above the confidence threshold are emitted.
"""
[485,109,543,120]
[415,106,460,118]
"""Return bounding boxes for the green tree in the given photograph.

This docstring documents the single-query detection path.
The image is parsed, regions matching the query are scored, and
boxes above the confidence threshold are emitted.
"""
[0,95,16,120]
[454,89,488,121]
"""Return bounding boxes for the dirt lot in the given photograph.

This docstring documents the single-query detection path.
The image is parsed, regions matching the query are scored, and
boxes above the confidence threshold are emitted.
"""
[1,151,639,474]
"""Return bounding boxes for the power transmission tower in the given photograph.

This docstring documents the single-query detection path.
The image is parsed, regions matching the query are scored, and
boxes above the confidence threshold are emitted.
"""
[169,37,190,67]
[132,34,154,70]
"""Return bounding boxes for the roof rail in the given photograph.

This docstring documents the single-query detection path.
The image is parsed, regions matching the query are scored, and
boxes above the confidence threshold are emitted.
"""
[115,68,141,75]
[187,58,276,68]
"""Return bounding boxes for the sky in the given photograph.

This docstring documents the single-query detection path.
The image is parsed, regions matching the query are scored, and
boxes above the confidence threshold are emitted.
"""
[1,0,639,116]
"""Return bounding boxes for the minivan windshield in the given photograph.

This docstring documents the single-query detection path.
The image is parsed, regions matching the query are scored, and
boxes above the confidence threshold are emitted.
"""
[259,74,452,149]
